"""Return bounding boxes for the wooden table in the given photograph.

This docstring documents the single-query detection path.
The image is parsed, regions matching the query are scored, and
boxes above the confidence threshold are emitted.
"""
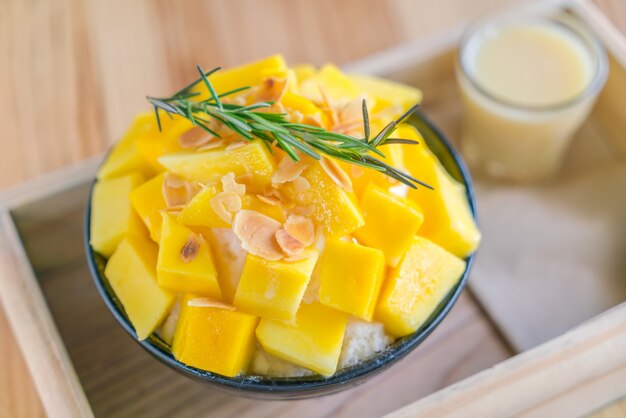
[1,0,625,416]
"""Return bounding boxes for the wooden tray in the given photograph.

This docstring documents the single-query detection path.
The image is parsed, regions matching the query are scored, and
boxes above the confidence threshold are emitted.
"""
[0,0,625,417]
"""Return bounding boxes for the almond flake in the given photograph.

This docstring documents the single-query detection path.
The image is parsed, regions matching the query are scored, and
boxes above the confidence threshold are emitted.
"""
[292,204,316,217]
[188,297,236,310]
[162,173,190,207]
[232,210,283,261]
[276,229,305,257]
[235,173,254,187]
[221,172,246,196]
[226,141,246,151]
[256,194,281,206]
[284,215,315,246]
[179,127,214,148]
[210,191,242,224]
[272,157,308,184]
[257,77,288,102]
[289,110,304,124]
[320,157,353,193]
[292,176,311,193]
[180,234,202,263]
[197,139,225,151]
[303,114,324,128]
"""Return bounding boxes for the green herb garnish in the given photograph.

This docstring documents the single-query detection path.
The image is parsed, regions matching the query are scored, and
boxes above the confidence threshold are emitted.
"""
[147,65,432,189]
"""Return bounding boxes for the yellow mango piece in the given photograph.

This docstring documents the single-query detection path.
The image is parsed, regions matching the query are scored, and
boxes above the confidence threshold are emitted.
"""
[130,173,167,242]
[204,228,247,303]
[299,64,361,103]
[354,184,424,267]
[104,237,176,340]
[403,139,481,258]
[283,163,364,236]
[319,239,385,321]
[90,173,146,257]
[97,113,155,179]
[157,215,221,299]
[350,74,423,113]
[234,251,319,322]
[191,55,287,101]
[280,91,323,118]
[293,64,316,84]
[243,195,286,223]
[135,116,192,173]
[376,236,466,337]
[172,295,258,377]
[158,141,276,192]
[256,302,348,376]
[177,185,229,228]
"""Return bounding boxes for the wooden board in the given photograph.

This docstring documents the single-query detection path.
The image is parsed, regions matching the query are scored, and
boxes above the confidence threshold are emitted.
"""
[1,0,626,417]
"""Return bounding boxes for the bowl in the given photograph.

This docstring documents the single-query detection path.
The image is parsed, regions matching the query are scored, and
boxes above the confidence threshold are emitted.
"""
[84,110,478,399]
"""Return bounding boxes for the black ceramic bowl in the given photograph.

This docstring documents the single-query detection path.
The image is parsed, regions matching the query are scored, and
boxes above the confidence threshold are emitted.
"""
[85,110,478,399]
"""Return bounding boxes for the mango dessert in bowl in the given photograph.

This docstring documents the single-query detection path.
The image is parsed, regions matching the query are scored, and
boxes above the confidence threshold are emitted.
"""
[85,55,480,397]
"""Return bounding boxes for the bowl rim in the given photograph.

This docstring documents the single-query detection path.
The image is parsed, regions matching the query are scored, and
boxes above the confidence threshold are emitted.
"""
[84,110,478,397]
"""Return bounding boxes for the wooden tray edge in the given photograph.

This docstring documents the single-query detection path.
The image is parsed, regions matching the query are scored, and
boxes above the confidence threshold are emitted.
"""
[0,211,94,418]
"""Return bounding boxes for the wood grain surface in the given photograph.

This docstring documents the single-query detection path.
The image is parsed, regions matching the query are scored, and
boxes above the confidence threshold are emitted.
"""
[1,0,625,417]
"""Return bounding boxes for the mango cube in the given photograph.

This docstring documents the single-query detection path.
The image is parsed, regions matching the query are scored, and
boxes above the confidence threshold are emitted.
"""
[376,236,466,337]
[191,55,287,101]
[90,173,146,257]
[97,113,155,179]
[157,215,221,299]
[104,237,175,340]
[158,141,276,192]
[318,239,385,321]
[234,251,319,321]
[354,184,424,267]
[299,64,361,103]
[177,185,229,228]
[256,302,348,376]
[134,115,192,173]
[283,163,364,236]
[172,295,258,377]
[403,132,481,258]
[130,173,167,242]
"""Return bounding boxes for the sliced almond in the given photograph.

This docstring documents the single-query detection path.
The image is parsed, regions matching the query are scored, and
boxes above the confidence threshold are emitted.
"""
[276,229,305,257]
[210,191,242,224]
[284,215,315,246]
[188,297,236,310]
[257,77,288,103]
[320,157,353,193]
[272,156,309,184]
[232,210,283,261]
[221,172,246,196]
[226,141,247,151]
[256,194,281,206]
[289,110,304,124]
[162,173,189,207]
[236,173,254,185]
[291,176,311,193]
[180,233,202,263]
[197,139,225,151]
[292,204,316,217]
[179,127,214,149]
[303,114,324,128]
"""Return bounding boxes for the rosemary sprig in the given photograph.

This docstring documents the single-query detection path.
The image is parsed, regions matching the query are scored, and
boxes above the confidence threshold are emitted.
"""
[147,65,432,189]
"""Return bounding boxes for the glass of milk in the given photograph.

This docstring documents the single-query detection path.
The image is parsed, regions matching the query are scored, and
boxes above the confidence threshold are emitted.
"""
[456,12,608,181]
